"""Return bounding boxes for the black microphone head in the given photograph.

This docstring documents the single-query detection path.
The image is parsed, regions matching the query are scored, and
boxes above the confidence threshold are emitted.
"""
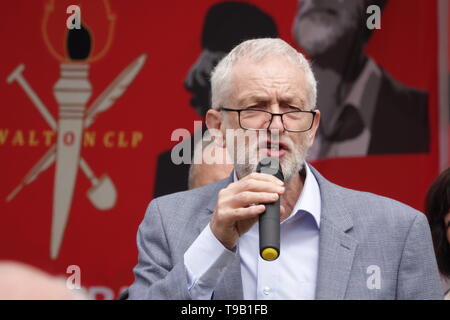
[256,157,284,182]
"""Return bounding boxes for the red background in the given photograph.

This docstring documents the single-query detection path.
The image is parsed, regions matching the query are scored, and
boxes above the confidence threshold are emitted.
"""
[0,0,443,298]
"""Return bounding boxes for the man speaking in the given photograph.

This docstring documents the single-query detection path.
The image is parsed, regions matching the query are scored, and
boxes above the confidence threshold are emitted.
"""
[128,38,442,300]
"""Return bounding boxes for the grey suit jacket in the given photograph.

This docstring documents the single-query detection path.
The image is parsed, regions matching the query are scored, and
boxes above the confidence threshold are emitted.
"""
[128,165,443,300]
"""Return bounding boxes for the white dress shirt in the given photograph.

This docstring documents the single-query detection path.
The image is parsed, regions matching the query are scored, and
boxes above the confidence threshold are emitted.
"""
[184,163,321,299]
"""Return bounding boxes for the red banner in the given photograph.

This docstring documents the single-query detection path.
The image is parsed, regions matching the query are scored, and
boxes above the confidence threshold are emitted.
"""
[0,0,444,299]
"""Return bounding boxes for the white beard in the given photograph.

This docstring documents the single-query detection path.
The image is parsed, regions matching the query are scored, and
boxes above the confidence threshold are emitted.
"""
[295,17,344,57]
[293,9,358,58]
[229,130,309,182]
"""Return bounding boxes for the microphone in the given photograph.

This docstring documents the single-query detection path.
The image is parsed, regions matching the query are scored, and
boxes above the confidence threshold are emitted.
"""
[256,157,284,261]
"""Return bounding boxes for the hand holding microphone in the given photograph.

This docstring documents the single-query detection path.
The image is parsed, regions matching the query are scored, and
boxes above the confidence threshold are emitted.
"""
[210,158,284,258]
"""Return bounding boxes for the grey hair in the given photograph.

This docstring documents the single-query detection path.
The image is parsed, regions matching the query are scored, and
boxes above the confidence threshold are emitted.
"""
[210,38,317,110]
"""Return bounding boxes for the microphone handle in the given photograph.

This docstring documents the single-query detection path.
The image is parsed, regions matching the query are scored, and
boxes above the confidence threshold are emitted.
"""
[256,157,283,261]
[259,197,280,261]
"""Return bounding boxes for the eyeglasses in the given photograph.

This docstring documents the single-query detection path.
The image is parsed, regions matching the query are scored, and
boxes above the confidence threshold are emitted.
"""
[220,107,316,132]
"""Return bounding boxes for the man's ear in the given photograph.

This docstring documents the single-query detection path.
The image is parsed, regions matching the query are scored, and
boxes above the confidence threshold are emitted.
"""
[306,109,320,148]
[206,109,226,148]
[205,109,222,130]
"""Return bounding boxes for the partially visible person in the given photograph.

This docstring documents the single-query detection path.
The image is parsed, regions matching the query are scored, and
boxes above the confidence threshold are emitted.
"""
[0,261,87,300]
[188,132,234,190]
[154,2,278,197]
[426,168,450,299]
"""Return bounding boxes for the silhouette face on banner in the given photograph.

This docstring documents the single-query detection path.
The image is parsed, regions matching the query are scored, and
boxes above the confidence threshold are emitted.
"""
[184,49,225,118]
[183,1,279,118]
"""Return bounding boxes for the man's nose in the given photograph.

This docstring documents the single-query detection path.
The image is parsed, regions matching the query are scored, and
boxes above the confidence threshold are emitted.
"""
[268,113,285,131]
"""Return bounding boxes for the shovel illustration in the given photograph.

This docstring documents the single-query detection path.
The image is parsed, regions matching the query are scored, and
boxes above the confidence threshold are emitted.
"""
[6,146,117,211]
[80,159,117,210]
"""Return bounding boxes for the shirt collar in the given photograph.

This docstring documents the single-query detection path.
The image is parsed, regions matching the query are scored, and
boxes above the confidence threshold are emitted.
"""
[290,162,321,228]
[232,162,321,228]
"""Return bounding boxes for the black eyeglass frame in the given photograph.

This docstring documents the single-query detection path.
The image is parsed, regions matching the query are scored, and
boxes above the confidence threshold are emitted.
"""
[220,107,317,132]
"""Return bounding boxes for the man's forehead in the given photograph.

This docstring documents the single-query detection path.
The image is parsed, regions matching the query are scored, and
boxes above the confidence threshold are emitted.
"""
[235,91,306,106]
[232,55,301,74]
[229,56,307,104]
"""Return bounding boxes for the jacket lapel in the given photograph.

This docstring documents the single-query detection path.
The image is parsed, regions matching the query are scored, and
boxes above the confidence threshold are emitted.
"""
[315,217,358,299]
[310,166,358,299]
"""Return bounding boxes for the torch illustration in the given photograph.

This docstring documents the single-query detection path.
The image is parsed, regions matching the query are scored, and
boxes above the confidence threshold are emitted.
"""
[6,1,147,259]
[51,25,92,259]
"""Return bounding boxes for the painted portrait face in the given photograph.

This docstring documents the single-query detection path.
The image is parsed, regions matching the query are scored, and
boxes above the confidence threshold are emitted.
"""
[292,0,367,57]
